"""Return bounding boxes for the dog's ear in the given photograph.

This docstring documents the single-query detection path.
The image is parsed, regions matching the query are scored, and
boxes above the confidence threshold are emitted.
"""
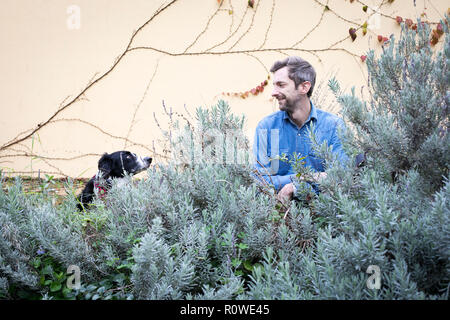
[98,153,113,178]
[355,152,366,168]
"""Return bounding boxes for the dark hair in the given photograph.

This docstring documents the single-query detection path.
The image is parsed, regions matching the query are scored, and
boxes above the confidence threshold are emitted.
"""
[270,56,316,98]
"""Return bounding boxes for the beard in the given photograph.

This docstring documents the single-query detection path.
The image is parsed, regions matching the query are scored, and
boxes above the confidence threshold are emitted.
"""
[276,94,301,113]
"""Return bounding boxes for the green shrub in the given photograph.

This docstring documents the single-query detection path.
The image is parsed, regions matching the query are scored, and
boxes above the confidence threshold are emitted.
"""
[0,17,448,300]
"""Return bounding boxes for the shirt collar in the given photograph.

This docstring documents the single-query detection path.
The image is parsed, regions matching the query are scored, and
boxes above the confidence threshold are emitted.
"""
[282,101,318,125]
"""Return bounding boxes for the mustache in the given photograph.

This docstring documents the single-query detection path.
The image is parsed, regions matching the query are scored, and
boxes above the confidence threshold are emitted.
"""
[273,94,286,100]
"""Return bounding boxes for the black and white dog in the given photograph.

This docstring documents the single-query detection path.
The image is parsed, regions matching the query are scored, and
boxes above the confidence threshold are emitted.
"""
[77,151,152,211]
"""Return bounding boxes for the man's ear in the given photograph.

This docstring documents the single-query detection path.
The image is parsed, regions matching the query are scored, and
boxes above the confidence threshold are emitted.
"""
[98,153,113,178]
[298,81,311,96]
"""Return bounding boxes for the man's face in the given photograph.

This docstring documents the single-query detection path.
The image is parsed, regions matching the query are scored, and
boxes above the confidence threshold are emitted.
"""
[271,67,302,113]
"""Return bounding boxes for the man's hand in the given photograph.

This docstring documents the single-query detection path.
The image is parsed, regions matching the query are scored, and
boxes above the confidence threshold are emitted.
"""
[313,172,327,182]
[277,183,295,203]
[277,173,327,203]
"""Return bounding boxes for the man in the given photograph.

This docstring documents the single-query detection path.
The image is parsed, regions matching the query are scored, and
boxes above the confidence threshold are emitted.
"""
[253,56,348,202]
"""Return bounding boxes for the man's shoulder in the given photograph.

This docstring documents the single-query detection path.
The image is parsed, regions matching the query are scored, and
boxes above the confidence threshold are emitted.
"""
[257,111,285,128]
[315,107,343,127]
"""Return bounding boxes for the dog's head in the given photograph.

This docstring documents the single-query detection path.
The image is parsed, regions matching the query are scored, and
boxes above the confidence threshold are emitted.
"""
[98,151,152,179]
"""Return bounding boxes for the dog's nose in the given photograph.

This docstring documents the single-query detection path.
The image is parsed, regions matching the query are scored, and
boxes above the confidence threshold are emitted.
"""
[144,157,152,164]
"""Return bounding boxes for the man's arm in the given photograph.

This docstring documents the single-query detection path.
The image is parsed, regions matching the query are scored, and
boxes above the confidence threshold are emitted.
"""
[252,122,295,191]
[253,156,296,191]
[329,118,349,165]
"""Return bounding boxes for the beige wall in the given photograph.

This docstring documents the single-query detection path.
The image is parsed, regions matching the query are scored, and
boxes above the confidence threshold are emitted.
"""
[0,0,447,178]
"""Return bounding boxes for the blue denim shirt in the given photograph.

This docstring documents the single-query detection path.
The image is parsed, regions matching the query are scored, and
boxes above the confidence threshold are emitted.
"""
[252,101,348,191]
